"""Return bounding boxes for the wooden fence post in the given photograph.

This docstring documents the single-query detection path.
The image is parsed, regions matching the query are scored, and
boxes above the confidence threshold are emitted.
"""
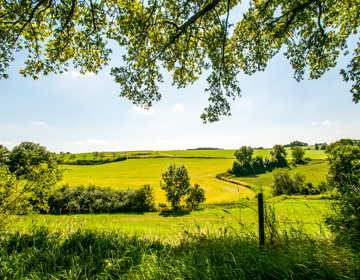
[258,193,265,247]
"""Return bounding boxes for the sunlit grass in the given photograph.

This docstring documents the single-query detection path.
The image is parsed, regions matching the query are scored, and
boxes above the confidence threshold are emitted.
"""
[60,158,255,204]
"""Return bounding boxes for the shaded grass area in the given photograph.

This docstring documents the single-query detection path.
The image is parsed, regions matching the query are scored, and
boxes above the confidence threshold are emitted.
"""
[0,222,358,280]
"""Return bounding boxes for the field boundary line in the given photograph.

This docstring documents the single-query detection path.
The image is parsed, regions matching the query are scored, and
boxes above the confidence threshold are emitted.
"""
[215,174,254,190]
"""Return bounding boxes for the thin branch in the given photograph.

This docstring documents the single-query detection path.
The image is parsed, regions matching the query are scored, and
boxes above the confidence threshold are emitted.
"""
[316,0,327,40]
[269,0,316,31]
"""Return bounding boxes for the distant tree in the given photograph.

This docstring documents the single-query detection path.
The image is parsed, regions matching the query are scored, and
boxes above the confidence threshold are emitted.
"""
[320,144,327,150]
[160,163,191,210]
[185,183,206,211]
[99,152,106,161]
[93,152,99,160]
[234,146,253,166]
[292,146,306,163]
[0,145,10,166]
[325,140,360,190]
[315,144,319,150]
[112,152,117,160]
[270,145,288,168]
[69,154,76,162]
[285,141,308,147]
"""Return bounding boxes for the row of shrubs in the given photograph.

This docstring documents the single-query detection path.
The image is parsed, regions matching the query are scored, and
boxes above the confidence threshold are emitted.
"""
[272,169,328,196]
[47,184,155,214]
[60,157,127,165]
[231,155,288,176]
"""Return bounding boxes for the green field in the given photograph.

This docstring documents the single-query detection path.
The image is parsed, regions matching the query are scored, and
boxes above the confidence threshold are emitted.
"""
[229,159,329,191]
[59,148,328,204]
[58,146,326,160]
[20,198,330,239]
[60,157,255,204]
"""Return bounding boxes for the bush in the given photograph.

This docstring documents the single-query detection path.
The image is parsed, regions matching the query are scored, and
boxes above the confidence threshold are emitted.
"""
[48,184,155,214]
[272,170,306,196]
[325,185,360,248]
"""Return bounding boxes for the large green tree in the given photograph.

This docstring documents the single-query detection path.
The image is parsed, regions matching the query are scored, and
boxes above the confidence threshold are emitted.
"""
[292,146,305,162]
[270,144,288,167]
[160,163,191,209]
[234,146,253,165]
[8,142,62,182]
[1,0,360,122]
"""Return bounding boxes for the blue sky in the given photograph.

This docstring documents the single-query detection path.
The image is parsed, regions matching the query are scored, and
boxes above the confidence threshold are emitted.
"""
[1,13,360,153]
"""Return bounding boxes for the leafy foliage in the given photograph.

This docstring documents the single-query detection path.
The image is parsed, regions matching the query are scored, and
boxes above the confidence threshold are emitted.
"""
[234,146,253,166]
[285,141,308,147]
[325,139,360,190]
[0,165,59,228]
[160,163,191,209]
[2,1,360,121]
[271,169,325,196]
[185,183,206,210]
[292,146,306,163]
[325,185,360,248]
[0,144,10,166]
[270,145,288,168]
[48,184,156,214]
[232,145,288,176]
[8,142,61,179]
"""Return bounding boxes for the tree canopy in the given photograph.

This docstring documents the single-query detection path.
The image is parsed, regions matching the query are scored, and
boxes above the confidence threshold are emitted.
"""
[1,0,360,121]
[234,146,253,165]
[160,163,191,209]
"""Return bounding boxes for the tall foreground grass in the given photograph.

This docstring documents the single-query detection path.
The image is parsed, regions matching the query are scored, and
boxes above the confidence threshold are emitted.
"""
[0,222,359,279]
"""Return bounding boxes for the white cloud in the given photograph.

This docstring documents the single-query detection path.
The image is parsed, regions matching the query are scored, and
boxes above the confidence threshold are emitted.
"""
[312,120,333,126]
[133,105,155,115]
[35,121,47,125]
[174,103,185,111]
[70,70,95,79]
[76,139,109,145]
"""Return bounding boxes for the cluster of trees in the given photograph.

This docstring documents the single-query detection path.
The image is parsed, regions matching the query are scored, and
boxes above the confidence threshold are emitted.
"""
[284,141,308,148]
[160,163,206,210]
[271,169,328,196]
[0,142,62,226]
[232,145,288,176]
[48,184,155,214]
[314,143,328,150]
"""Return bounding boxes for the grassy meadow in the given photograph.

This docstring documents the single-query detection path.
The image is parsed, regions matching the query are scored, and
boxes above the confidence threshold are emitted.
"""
[60,157,255,204]
[20,198,329,239]
[59,147,327,204]
[6,147,358,280]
